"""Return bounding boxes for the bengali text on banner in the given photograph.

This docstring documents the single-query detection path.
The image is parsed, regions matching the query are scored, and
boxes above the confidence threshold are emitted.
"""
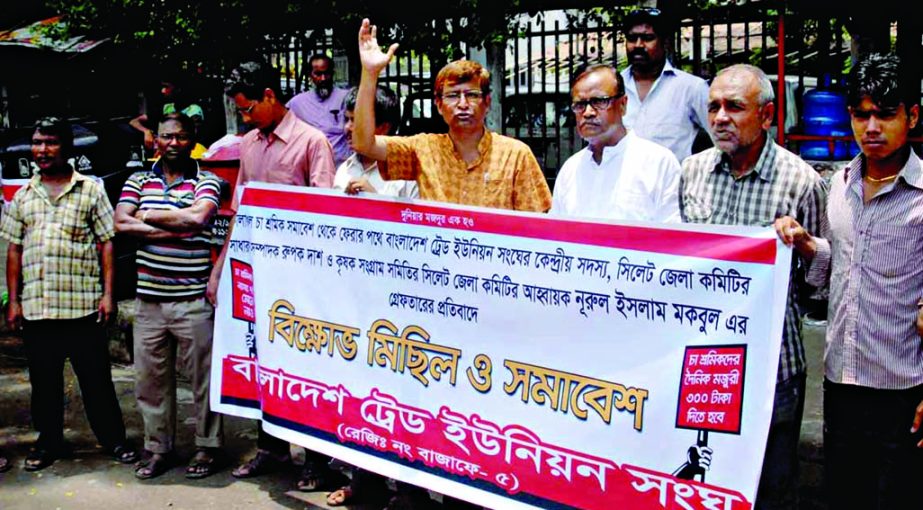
[210,183,792,510]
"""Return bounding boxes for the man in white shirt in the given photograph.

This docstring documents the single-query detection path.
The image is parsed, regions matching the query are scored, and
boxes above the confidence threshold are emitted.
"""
[620,8,710,161]
[335,86,418,199]
[551,62,680,223]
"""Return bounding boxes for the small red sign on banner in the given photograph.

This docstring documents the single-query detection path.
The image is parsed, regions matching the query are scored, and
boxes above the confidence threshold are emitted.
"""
[230,259,256,323]
[676,345,746,434]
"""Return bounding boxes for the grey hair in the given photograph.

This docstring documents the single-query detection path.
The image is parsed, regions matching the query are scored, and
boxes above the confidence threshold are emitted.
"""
[716,64,774,105]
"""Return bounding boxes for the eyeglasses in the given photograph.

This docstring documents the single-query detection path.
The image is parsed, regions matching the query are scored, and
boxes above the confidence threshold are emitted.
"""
[441,90,485,105]
[570,94,624,114]
[237,102,257,115]
[625,33,658,43]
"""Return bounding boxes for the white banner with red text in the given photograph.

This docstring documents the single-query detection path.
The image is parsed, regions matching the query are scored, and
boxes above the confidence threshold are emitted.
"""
[211,182,791,510]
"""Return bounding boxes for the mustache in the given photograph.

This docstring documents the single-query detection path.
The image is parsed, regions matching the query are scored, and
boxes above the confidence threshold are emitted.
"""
[629,49,648,58]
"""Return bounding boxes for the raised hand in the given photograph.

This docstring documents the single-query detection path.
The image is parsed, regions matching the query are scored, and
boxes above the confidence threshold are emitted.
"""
[358,18,399,76]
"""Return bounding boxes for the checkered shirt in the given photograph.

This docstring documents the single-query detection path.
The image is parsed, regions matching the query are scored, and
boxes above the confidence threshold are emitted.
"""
[0,172,115,320]
[680,140,828,382]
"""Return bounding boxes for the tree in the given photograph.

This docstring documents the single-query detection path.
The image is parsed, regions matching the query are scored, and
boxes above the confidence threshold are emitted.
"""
[45,0,539,69]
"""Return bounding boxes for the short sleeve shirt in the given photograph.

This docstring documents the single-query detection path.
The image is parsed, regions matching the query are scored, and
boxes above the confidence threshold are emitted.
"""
[0,172,115,320]
[381,130,552,212]
[118,161,221,299]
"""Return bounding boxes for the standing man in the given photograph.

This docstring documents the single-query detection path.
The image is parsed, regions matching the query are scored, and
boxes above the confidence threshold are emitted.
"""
[354,19,550,509]
[130,75,205,152]
[207,60,337,491]
[288,53,352,167]
[115,113,224,480]
[681,64,826,509]
[621,8,710,162]
[775,53,923,510]
[1,117,138,471]
[354,19,551,214]
[551,63,680,222]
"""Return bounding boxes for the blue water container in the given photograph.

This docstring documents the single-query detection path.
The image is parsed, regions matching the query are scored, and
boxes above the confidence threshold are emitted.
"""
[800,83,858,160]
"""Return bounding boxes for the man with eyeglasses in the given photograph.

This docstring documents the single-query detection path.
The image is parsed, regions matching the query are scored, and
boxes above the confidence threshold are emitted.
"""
[115,113,225,480]
[681,64,826,510]
[621,8,710,161]
[288,53,352,167]
[207,60,338,491]
[353,18,550,509]
[353,18,551,214]
[551,63,680,223]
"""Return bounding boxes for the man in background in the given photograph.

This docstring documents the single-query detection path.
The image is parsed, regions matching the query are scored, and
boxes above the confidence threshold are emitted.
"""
[288,53,352,167]
[621,8,710,161]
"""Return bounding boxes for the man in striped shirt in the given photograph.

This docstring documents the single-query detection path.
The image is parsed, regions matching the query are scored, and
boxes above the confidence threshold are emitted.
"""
[115,113,224,479]
[775,53,923,509]
[680,64,826,509]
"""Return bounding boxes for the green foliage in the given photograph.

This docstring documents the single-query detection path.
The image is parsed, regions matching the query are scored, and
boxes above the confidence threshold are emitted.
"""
[44,0,528,67]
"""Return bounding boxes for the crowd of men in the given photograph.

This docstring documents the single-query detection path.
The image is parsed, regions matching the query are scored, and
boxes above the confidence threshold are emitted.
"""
[0,7,921,510]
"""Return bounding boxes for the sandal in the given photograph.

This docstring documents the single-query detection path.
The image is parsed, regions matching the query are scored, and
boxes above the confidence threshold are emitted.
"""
[326,486,354,506]
[327,482,391,507]
[231,450,289,479]
[24,445,68,472]
[0,453,11,473]
[134,451,178,480]
[185,448,226,479]
[111,444,139,464]
[295,461,343,492]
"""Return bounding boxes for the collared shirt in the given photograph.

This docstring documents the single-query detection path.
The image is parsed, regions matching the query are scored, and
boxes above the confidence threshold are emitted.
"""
[550,130,680,222]
[287,87,352,167]
[621,60,710,162]
[334,153,419,199]
[381,130,552,212]
[0,172,115,320]
[681,139,827,383]
[232,110,335,210]
[118,161,221,300]
[807,152,923,389]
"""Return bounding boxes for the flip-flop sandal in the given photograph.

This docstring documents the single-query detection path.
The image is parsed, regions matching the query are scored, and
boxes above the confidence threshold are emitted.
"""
[326,486,353,506]
[111,444,139,464]
[134,452,177,480]
[295,462,344,492]
[231,450,290,479]
[24,446,68,472]
[0,454,12,473]
[185,448,226,479]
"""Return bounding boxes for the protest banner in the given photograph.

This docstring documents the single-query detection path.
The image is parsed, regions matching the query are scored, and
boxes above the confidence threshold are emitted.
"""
[211,183,791,509]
